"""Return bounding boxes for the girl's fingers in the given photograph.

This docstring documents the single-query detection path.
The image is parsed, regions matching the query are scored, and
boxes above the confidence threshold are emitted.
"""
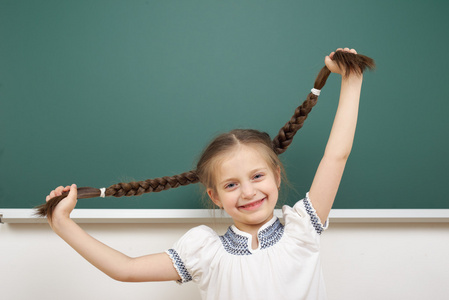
[47,189,58,202]
[326,47,359,75]
[68,184,77,197]
[331,48,358,61]
[46,185,73,202]
[335,47,357,54]
[54,186,65,196]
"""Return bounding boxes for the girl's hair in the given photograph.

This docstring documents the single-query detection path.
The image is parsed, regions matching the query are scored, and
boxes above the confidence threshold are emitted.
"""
[36,51,375,219]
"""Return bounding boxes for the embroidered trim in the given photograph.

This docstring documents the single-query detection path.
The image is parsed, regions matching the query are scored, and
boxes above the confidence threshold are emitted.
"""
[220,227,252,256]
[303,197,325,235]
[166,249,193,283]
[259,218,284,250]
[219,219,284,255]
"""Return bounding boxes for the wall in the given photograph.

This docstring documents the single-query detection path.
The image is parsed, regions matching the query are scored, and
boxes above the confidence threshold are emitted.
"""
[1,221,448,300]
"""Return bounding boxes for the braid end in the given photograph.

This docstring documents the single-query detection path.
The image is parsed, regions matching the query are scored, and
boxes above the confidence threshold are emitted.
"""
[34,187,101,219]
[332,51,376,78]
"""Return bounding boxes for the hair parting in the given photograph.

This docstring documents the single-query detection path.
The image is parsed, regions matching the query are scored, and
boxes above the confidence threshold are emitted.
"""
[36,51,375,218]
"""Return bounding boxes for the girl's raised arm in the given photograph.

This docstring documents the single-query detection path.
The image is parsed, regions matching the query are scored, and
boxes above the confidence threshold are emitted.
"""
[308,48,364,222]
[46,184,180,282]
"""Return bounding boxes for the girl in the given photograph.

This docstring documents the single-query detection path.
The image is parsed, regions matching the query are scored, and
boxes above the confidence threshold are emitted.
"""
[41,48,374,300]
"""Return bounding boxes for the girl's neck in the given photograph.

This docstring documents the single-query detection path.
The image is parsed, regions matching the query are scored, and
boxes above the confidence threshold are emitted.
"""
[233,213,275,250]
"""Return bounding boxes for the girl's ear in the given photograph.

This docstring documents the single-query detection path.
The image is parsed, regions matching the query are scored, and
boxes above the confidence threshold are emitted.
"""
[207,188,222,208]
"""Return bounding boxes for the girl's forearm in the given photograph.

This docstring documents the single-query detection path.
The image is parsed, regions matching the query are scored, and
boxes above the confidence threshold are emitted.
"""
[309,74,363,221]
[52,217,132,282]
[323,75,363,159]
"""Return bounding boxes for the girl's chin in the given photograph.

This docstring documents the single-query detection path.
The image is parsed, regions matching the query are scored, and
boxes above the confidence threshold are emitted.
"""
[234,213,275,232]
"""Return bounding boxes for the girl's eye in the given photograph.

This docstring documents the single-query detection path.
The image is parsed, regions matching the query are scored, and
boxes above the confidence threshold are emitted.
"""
[225,183,236,189]
[253,173,264,180]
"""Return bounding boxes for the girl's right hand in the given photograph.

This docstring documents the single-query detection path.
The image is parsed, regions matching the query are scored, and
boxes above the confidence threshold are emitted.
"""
[45,184,78,225]
[324,47,359,76]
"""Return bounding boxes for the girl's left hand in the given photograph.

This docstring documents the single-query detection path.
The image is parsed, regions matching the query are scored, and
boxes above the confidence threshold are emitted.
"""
[324,48,358,75]
[46,184,78,226]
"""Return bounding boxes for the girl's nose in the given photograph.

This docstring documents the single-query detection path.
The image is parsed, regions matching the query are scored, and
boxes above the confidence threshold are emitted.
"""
[241,183,256,199]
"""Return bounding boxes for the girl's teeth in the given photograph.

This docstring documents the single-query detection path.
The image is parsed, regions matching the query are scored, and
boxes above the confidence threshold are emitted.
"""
[242,199,263,208]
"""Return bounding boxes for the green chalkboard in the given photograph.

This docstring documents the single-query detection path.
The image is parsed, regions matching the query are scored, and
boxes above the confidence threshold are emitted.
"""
[1,0,448,210]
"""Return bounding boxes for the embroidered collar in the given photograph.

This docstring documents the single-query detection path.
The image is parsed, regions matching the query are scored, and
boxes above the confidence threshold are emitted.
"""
[219,217,284,255]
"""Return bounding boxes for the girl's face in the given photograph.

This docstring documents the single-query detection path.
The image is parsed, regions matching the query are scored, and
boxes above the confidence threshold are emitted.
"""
[207,145,280,233]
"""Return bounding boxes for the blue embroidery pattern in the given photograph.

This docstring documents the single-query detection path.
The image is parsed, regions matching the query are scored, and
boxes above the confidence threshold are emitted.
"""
[259,219,284,250]
[219,219,284,255]
[167,248,193,283]
[220,227,252,256]
[303,198,325,235]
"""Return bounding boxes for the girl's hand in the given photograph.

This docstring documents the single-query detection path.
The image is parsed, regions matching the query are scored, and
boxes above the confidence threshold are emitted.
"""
[325,48,358,76]
[45,184,77,225]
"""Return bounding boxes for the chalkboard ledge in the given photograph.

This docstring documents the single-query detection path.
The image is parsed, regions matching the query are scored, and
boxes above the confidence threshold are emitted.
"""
[1,209,449,224]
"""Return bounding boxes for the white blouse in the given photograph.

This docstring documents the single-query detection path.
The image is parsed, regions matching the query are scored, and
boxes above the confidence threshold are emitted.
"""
[166,194,329,300]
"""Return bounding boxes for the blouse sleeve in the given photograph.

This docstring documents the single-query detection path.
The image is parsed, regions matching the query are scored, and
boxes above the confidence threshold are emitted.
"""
[282,192,329,247]
[166,225,220,284]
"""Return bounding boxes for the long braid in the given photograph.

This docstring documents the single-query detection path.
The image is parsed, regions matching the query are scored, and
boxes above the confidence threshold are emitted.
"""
[105,171,199,197]
[35,171,200,219]
[272,51,374,154]
[271,89,321,155]
[36,51,375,218]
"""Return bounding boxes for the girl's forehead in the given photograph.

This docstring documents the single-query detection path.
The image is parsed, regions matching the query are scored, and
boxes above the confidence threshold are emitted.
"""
[216,145,270,175]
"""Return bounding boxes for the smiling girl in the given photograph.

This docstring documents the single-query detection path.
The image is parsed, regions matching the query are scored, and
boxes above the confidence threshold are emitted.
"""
[39,48,374,300]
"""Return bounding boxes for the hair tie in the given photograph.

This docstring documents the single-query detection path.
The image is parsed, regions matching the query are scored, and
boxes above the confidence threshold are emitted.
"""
[311,88,321,96]
[100,187,106,198]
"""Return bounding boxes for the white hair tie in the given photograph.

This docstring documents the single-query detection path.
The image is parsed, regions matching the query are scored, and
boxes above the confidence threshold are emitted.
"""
[100,187,106,198]
[311,88,321,96]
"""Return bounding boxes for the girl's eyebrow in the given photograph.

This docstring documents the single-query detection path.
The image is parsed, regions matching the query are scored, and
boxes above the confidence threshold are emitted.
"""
[250,167,268,174]
[218,167,269,185]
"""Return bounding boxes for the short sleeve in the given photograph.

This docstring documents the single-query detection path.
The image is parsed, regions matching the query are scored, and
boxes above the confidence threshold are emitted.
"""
[166,225,220,284]
[282,193,329,246]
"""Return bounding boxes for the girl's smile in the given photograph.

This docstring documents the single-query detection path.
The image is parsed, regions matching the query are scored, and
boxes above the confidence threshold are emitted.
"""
[238,197,266,211]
